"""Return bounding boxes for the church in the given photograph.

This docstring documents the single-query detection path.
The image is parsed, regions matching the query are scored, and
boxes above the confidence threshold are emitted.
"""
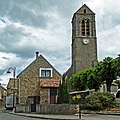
[6,4,98,109]
[64,4,98,80]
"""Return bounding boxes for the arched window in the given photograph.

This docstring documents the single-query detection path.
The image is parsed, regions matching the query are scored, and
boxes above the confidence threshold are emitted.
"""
[81,20,85,36]
[86,19,90,36]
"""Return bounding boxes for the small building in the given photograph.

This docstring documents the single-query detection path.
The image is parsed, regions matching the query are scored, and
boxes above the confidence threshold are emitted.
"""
[16,52,62,107]
[0,83,7,107]
[100,83,118,95]
[7,78,18,96]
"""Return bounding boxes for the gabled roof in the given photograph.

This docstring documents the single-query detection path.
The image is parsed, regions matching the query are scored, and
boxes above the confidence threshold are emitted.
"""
[0,84,7,91]
[39,55,62,77]
[17,53,61,77]
[75,4,95,15]
[7,78,18,89]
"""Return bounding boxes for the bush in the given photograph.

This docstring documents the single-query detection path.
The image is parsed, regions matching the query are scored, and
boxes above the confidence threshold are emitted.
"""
[84,92,116,110]
[57,81,69,104]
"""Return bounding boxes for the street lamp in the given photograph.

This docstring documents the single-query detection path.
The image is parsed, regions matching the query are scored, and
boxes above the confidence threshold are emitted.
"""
[7,67,16,112]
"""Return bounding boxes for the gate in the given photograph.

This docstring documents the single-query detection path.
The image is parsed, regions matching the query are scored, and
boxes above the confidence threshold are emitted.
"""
[27,96,40,112]
[31,104,36,112]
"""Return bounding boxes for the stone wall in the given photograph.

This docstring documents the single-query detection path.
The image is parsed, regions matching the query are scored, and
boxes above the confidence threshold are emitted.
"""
[36,104,77,114]
[15,104,28,113]
[16,104,78,115]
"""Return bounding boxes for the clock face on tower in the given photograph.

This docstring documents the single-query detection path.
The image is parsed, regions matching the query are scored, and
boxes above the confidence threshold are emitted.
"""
[83,39,89,44]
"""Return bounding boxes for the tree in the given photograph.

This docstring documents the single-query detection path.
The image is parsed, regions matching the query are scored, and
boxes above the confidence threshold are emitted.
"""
[70,71,88,91]
[97,57,117,92]
[69,56,118,92]
[87,67,103,91]
[113,54,120,76]
[57,81,69,104]
[70,67,103,91]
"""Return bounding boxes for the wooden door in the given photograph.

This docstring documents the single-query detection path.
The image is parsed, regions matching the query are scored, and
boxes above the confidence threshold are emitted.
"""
[50,88,57,104]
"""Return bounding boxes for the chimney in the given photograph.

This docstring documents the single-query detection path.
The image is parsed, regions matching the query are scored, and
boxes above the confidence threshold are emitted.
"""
[36,51,39,59]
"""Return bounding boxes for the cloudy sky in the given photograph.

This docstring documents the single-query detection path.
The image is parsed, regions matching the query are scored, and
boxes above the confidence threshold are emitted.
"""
[0,0,120,87]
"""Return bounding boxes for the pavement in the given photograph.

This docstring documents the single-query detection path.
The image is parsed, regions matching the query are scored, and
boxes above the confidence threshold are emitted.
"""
[7,110,120,120]
[9,112,80,120]
[1,108,81,120]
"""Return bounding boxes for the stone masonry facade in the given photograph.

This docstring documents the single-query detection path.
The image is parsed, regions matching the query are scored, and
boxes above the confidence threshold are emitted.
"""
[72,4,97,73]
[64,4,97,81]
[17,52,62,104]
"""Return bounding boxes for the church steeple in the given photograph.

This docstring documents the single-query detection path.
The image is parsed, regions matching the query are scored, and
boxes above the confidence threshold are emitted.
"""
[75,4,95,14]
[71,4,97,73]
[72,4,96,39]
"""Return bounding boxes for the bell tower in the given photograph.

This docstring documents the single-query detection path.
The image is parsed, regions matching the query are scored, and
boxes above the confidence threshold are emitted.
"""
[72,4,97,73]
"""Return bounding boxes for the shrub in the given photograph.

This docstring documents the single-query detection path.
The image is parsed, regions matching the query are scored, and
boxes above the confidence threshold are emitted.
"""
[84,92,116,110]
[57,81,69,104]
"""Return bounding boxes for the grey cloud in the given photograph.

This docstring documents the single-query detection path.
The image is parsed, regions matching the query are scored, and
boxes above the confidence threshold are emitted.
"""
[0,0,81,28]
[0,25,25,51]
[1,84,7,87]
[99,48,118,61]
[2,57,10,60]
[12,46,38,58]
[0,0,10,16]
[42,0,79,17]
[97,4,120,32]
[8,5,47,28]
[0,25,36,59]
[0,0,47,28]
[0,69,5,75]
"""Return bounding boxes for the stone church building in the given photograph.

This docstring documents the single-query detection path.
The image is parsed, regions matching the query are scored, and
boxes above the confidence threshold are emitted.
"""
[64,4,98,79]
[7,4,98,107]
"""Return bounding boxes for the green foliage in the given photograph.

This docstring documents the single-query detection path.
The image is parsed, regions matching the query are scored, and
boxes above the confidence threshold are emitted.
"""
[114,80,120,88]
[70,67,103,91]
[97,57,117,92]
[70,70,88,91]
[85,92,116,110]
[57,81,69,104]
[69,55,120,92]
[72,94,81,104]
[113,54,120,76]
[87,67,103,91]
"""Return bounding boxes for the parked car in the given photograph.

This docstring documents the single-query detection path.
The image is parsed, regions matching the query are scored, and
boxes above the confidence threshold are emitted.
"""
[115,89,120,98]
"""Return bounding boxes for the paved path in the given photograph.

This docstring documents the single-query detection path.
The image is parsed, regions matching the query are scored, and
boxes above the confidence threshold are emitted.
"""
[0,111,46,120]
[11,112,79,120]
[82,114,120,120]
[10,112,120,120]
[2,109,120,120]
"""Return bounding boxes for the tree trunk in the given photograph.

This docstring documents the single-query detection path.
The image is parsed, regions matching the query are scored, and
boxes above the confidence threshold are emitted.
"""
[106,81,111,92]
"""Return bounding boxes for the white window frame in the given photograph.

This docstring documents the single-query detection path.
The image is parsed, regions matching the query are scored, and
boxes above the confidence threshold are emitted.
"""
[39,68,53,77]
